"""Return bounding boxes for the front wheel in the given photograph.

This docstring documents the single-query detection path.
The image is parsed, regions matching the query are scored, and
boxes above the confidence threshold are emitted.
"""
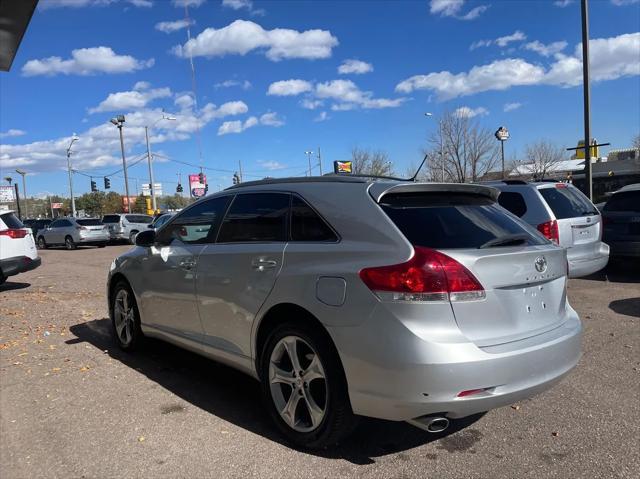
[129,231,138,244]
[260,323,356,449]
[111,281,143,351]
[37,236,47,249]
[64,236,76,250]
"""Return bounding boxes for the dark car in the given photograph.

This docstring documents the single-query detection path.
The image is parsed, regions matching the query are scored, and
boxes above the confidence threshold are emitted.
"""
[601,183,640,258]
[23,218,52,237]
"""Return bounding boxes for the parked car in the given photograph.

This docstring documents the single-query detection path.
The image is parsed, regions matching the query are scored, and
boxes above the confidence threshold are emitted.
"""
[489,180,609,277]
[102,214,153,244]
[0,210,41,284]
[23,218,52,238]
[147,212,174,231]
[601,183,640,258]
[107,177,582,448]
[38,217,109,250]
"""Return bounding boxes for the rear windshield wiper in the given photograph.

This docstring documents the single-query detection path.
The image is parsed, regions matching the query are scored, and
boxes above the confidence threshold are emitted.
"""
[479,234,530,249]
[580,210,599,216]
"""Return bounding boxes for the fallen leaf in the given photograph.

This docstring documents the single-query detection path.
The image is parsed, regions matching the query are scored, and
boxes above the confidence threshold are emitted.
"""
[511,405,521,411]
[52,368,61,372]
[138,436,145,442]
[551,432,559,437]
[80,366,90,372]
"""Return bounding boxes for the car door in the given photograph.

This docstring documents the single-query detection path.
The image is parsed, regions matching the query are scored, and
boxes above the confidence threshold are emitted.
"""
[47,219,65,244]
[196,192,289,360]
[136,196,231,343]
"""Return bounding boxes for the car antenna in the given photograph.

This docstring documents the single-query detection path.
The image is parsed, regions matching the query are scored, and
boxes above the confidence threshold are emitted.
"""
[408,152,429,182]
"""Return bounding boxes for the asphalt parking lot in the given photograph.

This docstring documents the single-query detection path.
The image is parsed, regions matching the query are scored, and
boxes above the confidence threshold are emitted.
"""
[1,246,638,478]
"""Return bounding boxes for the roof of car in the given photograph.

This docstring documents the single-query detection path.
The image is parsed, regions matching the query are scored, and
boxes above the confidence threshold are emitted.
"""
[225,175,372,190]
[614,183,640,193]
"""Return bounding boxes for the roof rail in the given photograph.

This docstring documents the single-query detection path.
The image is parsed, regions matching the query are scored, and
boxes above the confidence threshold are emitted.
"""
[501,180,528,185]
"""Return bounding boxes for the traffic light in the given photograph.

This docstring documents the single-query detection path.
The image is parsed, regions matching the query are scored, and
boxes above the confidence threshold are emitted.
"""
[90,179,97,192]
[198,171,204,184]
[232,172,240,185]
[104,177,111,189]
[176,183,183,193]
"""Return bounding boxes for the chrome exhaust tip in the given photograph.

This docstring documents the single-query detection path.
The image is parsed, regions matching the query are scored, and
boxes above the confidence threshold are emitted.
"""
[407,415,450,433]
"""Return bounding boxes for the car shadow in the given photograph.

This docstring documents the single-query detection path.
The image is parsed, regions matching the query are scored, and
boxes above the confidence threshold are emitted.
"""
[609,297,640,318]
[581,258,640,284]
[0,281,31,292]
[68,318,483,464]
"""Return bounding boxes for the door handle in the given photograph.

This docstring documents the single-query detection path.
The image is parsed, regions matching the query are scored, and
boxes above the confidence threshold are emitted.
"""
[251,259,278,271]
[179,259,196,270]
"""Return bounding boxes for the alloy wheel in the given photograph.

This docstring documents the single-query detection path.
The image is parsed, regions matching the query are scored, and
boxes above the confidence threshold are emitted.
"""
[113,289,135,346]
[269,335,328,433]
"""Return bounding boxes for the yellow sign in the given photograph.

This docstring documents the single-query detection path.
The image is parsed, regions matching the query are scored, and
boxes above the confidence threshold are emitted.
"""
[575,139,599,160]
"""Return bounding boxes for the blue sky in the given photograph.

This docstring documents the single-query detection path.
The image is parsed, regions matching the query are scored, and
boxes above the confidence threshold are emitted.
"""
[1,0,639,197]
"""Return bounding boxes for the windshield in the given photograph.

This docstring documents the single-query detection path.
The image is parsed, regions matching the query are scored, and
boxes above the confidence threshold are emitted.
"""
[102,215,121,223]
[603,191,640,213]
[77,219,103,226]
[538,185,598,219]
[379,192,547,249]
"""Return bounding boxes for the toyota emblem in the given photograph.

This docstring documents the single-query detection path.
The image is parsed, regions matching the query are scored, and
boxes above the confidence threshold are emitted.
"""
[534,256,548,273]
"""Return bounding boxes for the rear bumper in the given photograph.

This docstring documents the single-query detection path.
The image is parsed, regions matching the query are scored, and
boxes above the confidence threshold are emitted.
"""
[567,241,609,278]
[329,306,582,422]
[77,237,109,245]
[0,255,41,277]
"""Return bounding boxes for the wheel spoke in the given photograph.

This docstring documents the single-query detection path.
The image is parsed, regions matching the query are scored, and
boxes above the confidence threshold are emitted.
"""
[303,392,325,429]
[302,354,325,383]
[282,337,302,373]
[270,363,296,386]
[281,390,302,428]
[115,315,126,337]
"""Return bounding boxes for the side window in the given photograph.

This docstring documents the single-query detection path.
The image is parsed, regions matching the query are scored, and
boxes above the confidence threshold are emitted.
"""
[498,191,527,218]
[157,196,231,245]
[49,220,60,228]
[58,220,72,227]
[217,193,289,243]
[290,195,338,242]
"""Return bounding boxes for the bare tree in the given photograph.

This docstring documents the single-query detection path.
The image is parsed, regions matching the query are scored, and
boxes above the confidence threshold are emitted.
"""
[517,140,566,180]
[350,148,394,176]
[425,111,499,183]
[633,133,640,150]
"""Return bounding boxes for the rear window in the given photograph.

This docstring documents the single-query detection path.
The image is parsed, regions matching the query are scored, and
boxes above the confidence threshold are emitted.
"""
[125,215,152,224]
[538,185,598,219]
[379,192,546,249]
[603,191,640,212]
[77,219,103,226]
[1,212,24,229]
[102,215,121,223]
[498,191,527,217]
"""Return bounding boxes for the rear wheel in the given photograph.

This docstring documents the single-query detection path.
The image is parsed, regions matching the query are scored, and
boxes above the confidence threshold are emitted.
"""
[64,236,76,250]
[0,273,6,285]
[129,231,138,244]
[260,322,356,449]
[111,281,143,351]
[97,243,106,248]
[37,236,47,249]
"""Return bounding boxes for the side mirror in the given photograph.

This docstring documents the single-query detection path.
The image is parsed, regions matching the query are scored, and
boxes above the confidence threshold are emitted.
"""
[148,223,154,229]
[135,229,155,247]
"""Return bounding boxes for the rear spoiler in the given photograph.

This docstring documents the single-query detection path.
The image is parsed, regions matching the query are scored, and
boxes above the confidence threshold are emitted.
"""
[368,182,500,203]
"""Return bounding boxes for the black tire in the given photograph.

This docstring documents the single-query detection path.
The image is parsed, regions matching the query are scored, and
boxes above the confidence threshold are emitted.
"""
[97,243,106,248]
[129,231,138,244]
[64,236,76,250]
[0,273,6,285]
[37,236,47,249]
[260,322,356,449]
[110,280,144,351]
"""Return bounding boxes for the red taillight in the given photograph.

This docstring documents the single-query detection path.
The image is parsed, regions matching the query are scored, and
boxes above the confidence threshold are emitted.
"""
[359,247,485,302]
[457,388,487,398]
[537,220,559,244]
[0,228,28,239]
[555,183,568,189]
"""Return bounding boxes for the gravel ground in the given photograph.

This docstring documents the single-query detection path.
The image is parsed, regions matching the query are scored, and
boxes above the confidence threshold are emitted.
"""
[1,246,639,478]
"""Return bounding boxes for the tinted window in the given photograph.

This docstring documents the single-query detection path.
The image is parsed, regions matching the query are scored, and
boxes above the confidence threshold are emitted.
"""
[23,219,35,226]
[157,196,230,245]
[498,191,527,218]
[291,196,337,242]
[58,220,72,227]
[538,185,598,219]
[102,215,121,223]
[77,219,103,226]
[603,191,640,212]
[1,212,24,229]
[380,193,547,249]
[154,214,172,228]
[218,193,289,243]
[125,215,152,224]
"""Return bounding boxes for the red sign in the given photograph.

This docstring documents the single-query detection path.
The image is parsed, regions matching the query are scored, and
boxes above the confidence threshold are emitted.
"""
[51,202,63,209]
[121,196,138,213]
[189,174,207,198]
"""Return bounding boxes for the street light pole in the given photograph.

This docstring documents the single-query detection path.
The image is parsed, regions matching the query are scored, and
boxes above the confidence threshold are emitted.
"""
[15,169,28,218]
[111,116,131,212]
[305,150,314,176]
[66,135,79,217]
[495,126,510,179]
[581,0,593,200]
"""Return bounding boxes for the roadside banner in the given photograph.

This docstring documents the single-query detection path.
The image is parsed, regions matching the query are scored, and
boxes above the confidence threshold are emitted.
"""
[189,174,207,198]
[0,185,15,202]
[51,202,63,209]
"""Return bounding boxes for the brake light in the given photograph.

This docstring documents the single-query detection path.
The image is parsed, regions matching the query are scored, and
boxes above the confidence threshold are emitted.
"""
[537,220,559,244]
[555,183,567,188]
[359,247,485,302]
[0,228,28,239]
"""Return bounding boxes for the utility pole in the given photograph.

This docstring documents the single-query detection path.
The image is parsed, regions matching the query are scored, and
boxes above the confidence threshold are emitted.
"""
[110,115,131,212]
[66,135,79,217]
[305,150,313,176]
[14,184,21,219]
[238,160,244,183]
[15,169,28,218]
[317,147,323,175]
[581,0,593,200]
[49,196,54,218]
[144,126,157,212]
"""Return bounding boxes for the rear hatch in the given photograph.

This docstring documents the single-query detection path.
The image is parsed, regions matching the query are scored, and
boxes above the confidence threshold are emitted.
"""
[602,189,640,241]
[537,183,601,248]
[102,214,122,234]
[372,184,568,347]
[76,219,107,237]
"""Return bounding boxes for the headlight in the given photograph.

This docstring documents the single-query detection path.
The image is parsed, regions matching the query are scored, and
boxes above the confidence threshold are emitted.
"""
[109,259,117,272]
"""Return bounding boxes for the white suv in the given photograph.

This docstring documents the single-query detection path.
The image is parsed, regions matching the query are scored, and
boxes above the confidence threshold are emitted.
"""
[0,210,41,285]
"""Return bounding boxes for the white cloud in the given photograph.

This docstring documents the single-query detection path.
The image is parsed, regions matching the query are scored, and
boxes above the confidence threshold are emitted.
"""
[397,32,640,99]
[338,59,373,75]
[88,84,172,113]
[258,160,287,170]
[40,0,152,9]
[429,0,489,20]
[611,0,639,5]
[155,19,193,33]
[314,111,329,122]
[217,111,284,135]
[454,106,488,118]
[470,30,526,50]
[172,0,205,7]
[523,40,567,57]
[221,0,264,14]
[259,112,284,127]
[267,79,314,96]
[172,20,338,61]
[214,79,252,89]
[503,102,522,112]
[0,129,27,138]
[22,47,154,76]
[300,99,323,110]
[553,0,573,7]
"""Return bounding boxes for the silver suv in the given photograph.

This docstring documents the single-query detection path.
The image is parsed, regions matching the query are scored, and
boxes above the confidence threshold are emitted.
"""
[102,214,153,244]
[107,177,582,448]
[38,217,109,250]
[490,180,609,277]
